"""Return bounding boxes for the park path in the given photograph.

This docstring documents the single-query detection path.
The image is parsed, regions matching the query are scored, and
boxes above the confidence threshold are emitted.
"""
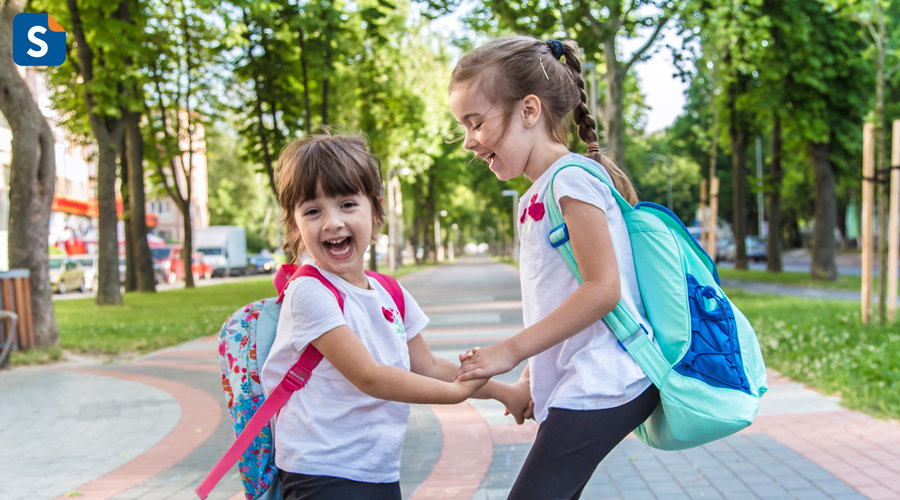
[1,255,899,500]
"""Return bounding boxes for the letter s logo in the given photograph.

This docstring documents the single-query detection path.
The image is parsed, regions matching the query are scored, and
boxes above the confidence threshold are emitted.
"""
[13,13,66,67]
[27,25,49,58]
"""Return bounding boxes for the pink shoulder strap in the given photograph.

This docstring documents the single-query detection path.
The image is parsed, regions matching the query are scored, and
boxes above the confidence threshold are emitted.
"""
[365,271,406,321]
[196,264,338,499]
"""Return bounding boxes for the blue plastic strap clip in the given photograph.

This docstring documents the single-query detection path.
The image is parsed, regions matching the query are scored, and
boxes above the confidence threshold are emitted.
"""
[618,324,650,352]
[549,223,569,248]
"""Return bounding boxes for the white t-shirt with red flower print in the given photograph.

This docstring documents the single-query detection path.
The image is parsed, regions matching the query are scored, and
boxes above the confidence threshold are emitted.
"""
[518,153,653,424]
[260,259,429,483]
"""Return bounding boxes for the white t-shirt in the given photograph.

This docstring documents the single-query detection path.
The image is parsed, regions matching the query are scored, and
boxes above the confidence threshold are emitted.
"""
[518,153,653,424]
[260,260,429,483]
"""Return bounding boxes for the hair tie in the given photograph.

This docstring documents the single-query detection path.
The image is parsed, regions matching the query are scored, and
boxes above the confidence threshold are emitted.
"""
[587,142,601,154]
[546,39,565,60]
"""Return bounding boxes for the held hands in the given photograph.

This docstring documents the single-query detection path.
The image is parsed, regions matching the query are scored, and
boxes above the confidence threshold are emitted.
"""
[498,379,534,425]
[456,344,519,381]
[452,375,490,401]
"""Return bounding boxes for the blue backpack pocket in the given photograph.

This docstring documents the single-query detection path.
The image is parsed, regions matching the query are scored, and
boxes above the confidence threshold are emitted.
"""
[675,274,750,394]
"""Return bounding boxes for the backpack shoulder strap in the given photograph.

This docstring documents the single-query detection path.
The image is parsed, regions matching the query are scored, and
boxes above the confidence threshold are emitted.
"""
[365,271,406,322]
[540,158,646,348]
[196,264,341,500]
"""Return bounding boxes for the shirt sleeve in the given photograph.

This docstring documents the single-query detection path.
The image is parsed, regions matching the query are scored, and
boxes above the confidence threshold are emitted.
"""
[399,285,429,341]
[551,165,615,216]
[287,276,347,351]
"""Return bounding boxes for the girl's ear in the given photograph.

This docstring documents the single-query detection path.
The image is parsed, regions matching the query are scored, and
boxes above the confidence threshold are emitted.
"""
[521,94,542,128]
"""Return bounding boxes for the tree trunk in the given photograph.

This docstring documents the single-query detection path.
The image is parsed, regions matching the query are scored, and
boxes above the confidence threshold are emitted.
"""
[874,9,888,320]
[95,138,123,304]
[68,0,124,305]
[121,144,136,292]
[810,141,837,280]
[126,110,156,292]
[181,206,195,288]
[766,113,783,272]
[321,78,330,128]
[298,30,311,135]
[413,173,424,265]
[602,36,627,173]
[729,86,749,271]
[0,0,59,346]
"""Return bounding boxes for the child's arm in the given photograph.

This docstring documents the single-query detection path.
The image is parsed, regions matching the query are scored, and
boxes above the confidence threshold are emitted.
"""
[457,197,620,381]
[407,335,531,422]
[311,324,487,404]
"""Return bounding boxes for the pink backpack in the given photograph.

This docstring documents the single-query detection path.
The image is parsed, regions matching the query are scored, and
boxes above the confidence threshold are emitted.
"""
[195,264,406,499]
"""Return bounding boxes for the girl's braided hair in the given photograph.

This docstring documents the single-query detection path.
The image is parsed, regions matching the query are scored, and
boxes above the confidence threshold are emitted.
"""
[450,34,638,205]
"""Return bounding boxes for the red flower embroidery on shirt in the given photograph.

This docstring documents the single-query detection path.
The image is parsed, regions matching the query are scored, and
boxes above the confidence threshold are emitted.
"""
[528,201,545,221]
[520,206,527,224]
[382,306,395,323]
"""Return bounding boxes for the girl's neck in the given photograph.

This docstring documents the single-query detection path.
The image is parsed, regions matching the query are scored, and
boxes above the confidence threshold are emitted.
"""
[522,141,572,182]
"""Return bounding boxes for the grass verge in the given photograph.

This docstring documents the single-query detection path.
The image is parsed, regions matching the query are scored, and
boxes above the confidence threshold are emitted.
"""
[12,263,434,367]
[718,267,864,292]
[727,288,900,420]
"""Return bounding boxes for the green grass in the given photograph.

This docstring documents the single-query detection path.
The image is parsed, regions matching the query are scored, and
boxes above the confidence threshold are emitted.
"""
[727,288,900,420]
[11,263,434,367]
[718,267,864,292]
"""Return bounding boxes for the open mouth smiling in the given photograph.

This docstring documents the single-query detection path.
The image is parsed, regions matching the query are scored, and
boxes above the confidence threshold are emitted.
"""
[323,236,352,257]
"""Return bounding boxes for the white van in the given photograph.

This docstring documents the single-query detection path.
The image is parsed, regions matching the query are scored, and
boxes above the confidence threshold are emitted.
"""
[194,226,248,277]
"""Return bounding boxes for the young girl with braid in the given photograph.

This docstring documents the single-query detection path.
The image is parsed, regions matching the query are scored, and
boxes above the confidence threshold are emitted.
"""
[451,36,660,499]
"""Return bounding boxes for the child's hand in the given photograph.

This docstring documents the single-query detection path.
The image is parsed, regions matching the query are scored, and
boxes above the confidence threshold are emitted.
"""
[497,380,534,425]
[452,376,490,401]
[456,343,518,381]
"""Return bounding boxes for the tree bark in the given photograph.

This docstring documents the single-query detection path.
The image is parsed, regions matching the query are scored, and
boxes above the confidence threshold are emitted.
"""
[413,173,424,265]
[121,141,136,292]
[0,0,58,347]
[181,205,195,286]
[68,0,124,305]
[729,85,749,271]
[125,109,156,292]
[766,113,783,272]
[810,141,837,280]
[321,78,330,128]
[602,37,627,173]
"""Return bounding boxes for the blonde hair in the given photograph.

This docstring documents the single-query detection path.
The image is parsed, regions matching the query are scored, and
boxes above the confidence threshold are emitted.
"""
[276,132,385,259]
[450,34,638,205]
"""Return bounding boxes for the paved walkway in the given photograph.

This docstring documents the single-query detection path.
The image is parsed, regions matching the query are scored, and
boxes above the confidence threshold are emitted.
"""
[2,256,900,500]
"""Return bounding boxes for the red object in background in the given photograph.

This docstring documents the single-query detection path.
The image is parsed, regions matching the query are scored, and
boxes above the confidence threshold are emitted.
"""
[155,245,213,282]
[64,238,87,255]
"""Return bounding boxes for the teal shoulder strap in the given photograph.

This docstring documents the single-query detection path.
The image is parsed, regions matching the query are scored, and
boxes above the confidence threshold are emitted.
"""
[542,158,645,345]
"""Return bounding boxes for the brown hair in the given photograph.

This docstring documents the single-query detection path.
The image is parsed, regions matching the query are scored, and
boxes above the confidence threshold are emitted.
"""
[450,34,638,204]
[276,132,385,259]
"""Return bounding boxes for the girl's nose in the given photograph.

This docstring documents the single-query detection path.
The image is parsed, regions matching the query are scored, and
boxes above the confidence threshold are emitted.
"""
[322,208,346,231]
[463,132,478,151]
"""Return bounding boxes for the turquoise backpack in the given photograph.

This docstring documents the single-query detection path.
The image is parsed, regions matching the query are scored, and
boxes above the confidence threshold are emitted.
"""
[543,158,768,451]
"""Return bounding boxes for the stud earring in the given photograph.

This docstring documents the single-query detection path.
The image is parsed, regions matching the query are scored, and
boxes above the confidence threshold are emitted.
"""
[525,120,531,126]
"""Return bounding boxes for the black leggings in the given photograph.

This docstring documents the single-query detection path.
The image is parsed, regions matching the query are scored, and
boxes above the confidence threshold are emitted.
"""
[278,470,401,500]
[507,385,660,500]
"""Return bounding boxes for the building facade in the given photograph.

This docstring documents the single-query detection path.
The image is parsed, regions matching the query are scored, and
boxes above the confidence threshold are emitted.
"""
[0,66,208,270]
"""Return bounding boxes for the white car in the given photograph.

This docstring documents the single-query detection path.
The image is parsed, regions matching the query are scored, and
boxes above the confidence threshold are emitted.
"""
[70,254,99,291]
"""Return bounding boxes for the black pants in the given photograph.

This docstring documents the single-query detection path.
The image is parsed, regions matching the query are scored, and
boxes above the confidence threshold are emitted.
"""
[278,470,401,500]
[507,385,661,500]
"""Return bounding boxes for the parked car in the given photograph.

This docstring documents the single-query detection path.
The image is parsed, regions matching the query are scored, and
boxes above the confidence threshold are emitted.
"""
[724,236,767,262]
[151,245,213,282]
[248,254,276,275]
[195,226,248,277]
[177,253,213,281]
[49,257,85,294]
[70,254,98,291]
